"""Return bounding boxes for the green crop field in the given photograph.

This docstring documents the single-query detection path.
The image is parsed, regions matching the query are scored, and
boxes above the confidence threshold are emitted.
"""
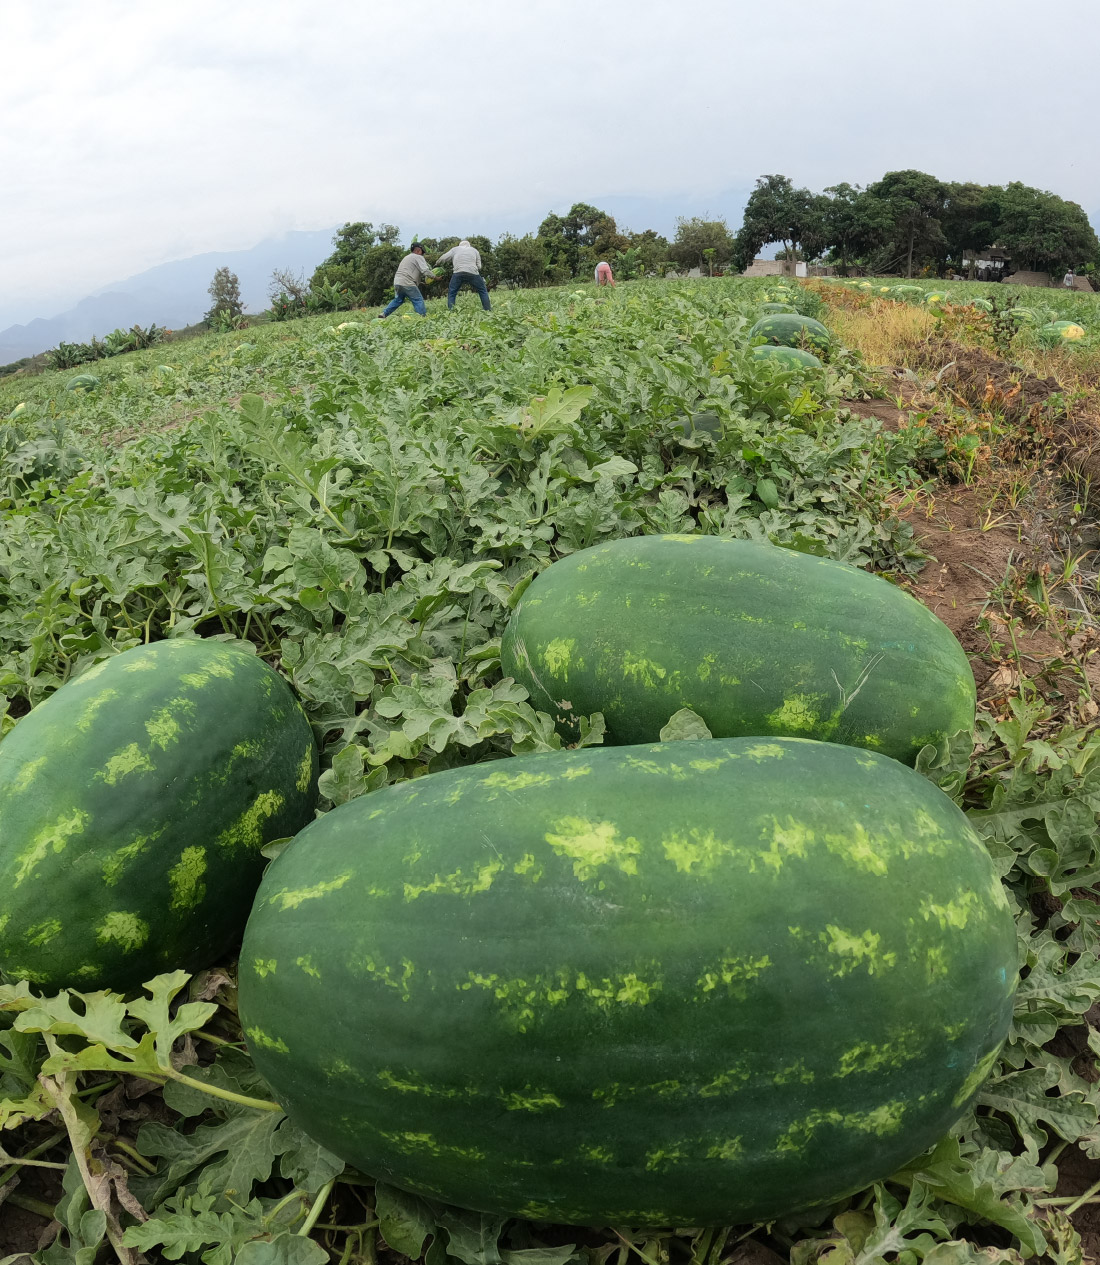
[2,276,1100,1264]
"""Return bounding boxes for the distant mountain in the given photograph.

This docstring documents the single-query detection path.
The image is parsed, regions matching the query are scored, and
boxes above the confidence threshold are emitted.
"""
[0,228,339,364]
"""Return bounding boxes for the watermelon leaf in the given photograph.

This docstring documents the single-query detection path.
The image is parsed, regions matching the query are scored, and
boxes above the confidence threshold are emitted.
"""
[977,1066,1097,1152]
[376,1182,438,1259]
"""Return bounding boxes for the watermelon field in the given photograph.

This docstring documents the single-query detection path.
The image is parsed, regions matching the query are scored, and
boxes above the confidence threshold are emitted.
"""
[3,275,1100,1264]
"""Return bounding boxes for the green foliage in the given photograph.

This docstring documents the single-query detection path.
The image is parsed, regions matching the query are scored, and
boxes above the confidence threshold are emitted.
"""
[537,203,629,277]
[0,279,1097,1259]
[495,234,549,288]
[995,182,1100,273]
[670,215,735,273]
[819,182,895,273]
[732,171,1099,279]
[308,223,406,306]
[205,267,244,324]
[732,174,821,272]
[866,169,949,278]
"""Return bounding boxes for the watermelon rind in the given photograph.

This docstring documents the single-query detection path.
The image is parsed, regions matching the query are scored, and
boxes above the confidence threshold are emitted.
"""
[238,735,1017,1227]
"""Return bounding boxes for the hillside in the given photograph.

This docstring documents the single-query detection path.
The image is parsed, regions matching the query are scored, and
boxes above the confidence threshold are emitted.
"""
[3,278,1100,1260]
[0,227,339,363]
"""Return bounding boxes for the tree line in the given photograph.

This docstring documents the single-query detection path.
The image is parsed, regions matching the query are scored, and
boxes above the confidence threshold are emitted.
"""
[265,207,740,316]
[181,170,1092,335]
[731,172,1100,280]
[262,174,1097,318]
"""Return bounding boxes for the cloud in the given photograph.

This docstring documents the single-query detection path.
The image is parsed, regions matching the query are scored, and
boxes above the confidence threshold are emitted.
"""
[3,0,1098,325]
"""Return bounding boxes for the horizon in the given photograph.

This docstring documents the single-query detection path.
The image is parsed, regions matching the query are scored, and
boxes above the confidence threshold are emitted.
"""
[5,0,1100,334]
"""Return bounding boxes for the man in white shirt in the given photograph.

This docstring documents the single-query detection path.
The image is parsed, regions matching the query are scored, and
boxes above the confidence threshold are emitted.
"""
[379,243,432,317]
[436,240,492,311]
[1063,269,1076,289]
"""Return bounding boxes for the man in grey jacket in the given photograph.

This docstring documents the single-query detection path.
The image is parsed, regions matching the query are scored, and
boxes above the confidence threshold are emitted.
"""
[436,239,492,311]
[379,243,432,317]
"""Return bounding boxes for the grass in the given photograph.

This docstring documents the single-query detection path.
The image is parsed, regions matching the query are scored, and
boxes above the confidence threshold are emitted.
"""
[821,298,938,369]
[3,274,1100,1264]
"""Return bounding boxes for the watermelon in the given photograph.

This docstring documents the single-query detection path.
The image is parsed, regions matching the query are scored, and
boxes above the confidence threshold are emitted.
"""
[238,736,1017,1227]
[752,345,822,369]
[673,411,723,439]
[500,535,975,762]
[1041,320,1086,342]
[748,314,830,351]
[759,302,796,313]
[64,374,99,393]
[0,639,318,993]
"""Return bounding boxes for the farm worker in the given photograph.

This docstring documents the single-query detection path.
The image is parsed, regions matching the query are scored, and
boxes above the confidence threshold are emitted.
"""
[595,260,615,287]
[379,243,431,318]
[1063,269,1076,289]
[436,240,492,311]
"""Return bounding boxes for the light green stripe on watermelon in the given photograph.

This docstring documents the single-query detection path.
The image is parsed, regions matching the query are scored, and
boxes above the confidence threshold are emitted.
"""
[0,638,319,993]
[239,736,1016,1227]
[501,535,975,764]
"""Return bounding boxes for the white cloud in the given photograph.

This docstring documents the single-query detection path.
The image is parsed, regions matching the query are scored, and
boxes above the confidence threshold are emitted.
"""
[3,0,1098,324]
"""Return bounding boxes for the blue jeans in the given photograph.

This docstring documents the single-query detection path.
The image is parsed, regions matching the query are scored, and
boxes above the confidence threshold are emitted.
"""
[381,284,426,317]
[448,272,491,310]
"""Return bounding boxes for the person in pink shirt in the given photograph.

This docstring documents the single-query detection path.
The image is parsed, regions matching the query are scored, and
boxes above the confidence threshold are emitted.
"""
[594,260,616,287]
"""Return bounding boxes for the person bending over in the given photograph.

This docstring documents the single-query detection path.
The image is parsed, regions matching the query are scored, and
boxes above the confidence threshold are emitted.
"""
[437,240,492,311]
[595,260,615,287]
[380,243,432,317]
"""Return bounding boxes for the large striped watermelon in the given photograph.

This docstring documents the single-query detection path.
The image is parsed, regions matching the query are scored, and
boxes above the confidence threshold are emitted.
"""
[0,639,318,993]
[500,535,975,763]
[238,737,1016,1227]
[752,344,822,369]
[748,314,830,351]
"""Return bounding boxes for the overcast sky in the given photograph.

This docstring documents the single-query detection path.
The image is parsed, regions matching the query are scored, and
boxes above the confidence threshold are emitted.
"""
[4,0,1099,326]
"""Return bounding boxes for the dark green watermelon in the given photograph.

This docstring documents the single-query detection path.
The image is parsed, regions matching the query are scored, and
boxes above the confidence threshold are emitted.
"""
[748,314,831,352]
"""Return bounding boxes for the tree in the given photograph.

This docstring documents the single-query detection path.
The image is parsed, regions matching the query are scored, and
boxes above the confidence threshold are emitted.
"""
[995,183,1100,273]
[817,183,892,274]
[731,175,820,274]
[670,217,735,273]
[537,203,628,277]
[494,234,549,288]
[866,170,947,278]
[941,182,1002,277]
[267,267,309,304]
[327,222,378,265]
[358,245,406,305]
[625,229,670,275]
[205,267,243,322]
[467,234,496,286]
[310,222,407,303]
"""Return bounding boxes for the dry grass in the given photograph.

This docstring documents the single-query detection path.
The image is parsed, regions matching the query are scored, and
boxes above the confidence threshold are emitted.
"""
[820,297,938,370]
[1008,342,1100,394]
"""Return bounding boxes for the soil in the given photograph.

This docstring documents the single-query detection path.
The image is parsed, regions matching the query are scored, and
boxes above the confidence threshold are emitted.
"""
[912,338,1062,421]
[0,1163,62,1260]
[841,397,910,432]
[894,483,1096,695]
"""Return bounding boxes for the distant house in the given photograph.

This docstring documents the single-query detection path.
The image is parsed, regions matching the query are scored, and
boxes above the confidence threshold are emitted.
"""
[741,258,835,279]
[961,247,1013,282]
[959,247,1090,289]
